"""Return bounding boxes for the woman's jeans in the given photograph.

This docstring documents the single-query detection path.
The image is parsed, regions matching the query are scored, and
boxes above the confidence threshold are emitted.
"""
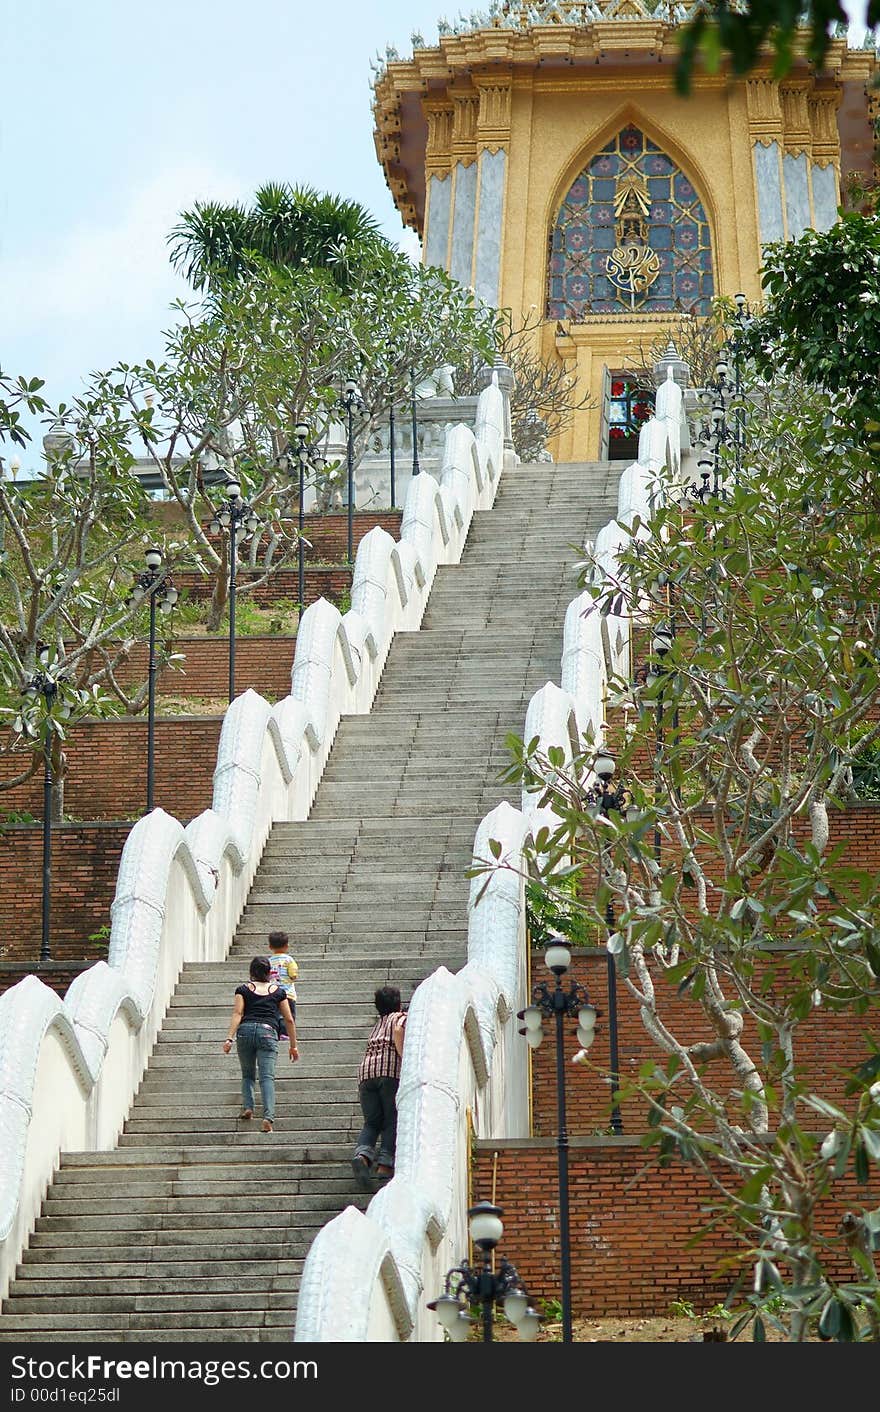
[355,1077,399,1168]
[236,1021,278,1120]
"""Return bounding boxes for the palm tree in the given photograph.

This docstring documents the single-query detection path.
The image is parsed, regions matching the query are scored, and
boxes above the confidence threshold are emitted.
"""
[168,183,387,291]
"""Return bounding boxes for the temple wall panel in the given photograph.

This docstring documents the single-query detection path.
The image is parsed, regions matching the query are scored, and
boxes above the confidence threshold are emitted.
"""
[474,148,507,305]
[450,160,478,286]
[753,140,786,243]
[424,173,452,271]
[783,150,812,238]
[810,162,839,231]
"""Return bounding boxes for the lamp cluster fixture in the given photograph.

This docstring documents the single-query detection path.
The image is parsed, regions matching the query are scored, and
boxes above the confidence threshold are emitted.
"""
[428,1203,540,1343]
[208,477,260,540]
[519,939,599,1063]
[127,546,178,615]
[585,746,633,820]
[692,291,753,502]
[23,645,72,720]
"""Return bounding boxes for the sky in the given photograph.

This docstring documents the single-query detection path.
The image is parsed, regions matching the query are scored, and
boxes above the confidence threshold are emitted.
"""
[0,0,873,466]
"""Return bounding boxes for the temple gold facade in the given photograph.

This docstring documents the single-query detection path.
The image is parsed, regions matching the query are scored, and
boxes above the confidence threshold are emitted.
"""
[373,4,877,460]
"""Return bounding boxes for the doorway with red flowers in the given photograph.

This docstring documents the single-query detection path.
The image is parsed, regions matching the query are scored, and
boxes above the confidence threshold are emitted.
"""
[603,372,654,461]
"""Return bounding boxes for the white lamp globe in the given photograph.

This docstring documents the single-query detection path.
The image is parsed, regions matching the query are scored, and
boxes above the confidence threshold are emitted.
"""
[594,749,615,779]
[578,1005,597,1032]
[468,1202,503,1250]
[544,941,571,975]
[517,1307,541,1342]
[526,1029,543,1049]
[447,1312,472,1343]
[504,1289,529,1326]
[522,1005,543,1032]
[434,1295,462,1330]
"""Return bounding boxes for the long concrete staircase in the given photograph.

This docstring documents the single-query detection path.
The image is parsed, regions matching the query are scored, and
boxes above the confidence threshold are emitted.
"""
[0,463,620,1343]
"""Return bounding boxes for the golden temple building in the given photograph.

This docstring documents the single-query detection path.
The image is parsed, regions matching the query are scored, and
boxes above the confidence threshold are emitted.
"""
[372,1,878,460]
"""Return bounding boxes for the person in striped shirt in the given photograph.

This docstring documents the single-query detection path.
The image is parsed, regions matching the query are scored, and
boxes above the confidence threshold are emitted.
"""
[351,985,407,1190]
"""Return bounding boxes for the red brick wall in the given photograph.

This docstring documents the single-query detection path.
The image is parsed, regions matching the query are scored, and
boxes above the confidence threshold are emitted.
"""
[174,566,352,608]
[0,961,93,999]
[527,946,877,1136]
[472,1139,879,1316]
[0,719,222,821]
[111,636,295,699]
[0,824,130,971]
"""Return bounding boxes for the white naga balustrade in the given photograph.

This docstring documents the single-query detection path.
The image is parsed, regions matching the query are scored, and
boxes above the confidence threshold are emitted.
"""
[0,379,509,1304]
[294,372,686,1342]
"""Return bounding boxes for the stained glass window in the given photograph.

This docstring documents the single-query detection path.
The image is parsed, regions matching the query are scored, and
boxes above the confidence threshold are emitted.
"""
[547,126,714,319]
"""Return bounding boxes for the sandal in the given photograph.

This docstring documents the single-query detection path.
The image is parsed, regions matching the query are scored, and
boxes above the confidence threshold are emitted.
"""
[239,1109,254,1120]
[262,1119,274,1132]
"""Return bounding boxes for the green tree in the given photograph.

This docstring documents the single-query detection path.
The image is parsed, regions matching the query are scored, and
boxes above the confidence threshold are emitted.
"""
[745,212,880,440]
[477,368,880,1339]
[168,183,386,292]
[0,378,156,814]
[675,2,879,94]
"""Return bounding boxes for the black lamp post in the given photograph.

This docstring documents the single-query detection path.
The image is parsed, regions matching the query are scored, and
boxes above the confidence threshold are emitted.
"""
[128,547,178,813]
[428,1202,540,1344]
[284,425,325,622]
[388,400,397,509]
[695,293,752,497]
[341,380,364,565]
[584,746,631,1139]
[410,368,420,477]
[208,477,260,704]
[23,647,72,965]
[518,942,599,1343]
[646,625,673,869]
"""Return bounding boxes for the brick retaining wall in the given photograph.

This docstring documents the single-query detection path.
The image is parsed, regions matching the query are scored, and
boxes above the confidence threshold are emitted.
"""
[0,824,130,972]
[472,1139,878,1316]
[110,636,296,699]
[527,945,877,1136]
[0,718,222,821]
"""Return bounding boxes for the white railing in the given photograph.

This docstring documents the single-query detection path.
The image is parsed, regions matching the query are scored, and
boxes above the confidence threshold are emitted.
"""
[0,378,510,1303]
[293,375,685,1341]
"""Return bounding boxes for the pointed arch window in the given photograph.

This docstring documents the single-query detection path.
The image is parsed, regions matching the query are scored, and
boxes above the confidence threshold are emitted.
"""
[547,125,714,319]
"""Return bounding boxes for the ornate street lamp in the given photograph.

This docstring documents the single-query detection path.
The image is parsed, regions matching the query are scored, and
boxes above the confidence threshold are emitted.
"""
[409,368,420,478]
[127,547,177,813]
[208,477,261,704]
[282,425,325,621]
[388,399,397,509]
[584,748,633,1138]
[341,380,365,565]
[694,293,753,497]
[23,646,72,964]
[428,1203,540,1344]
[518,943,599,1342]
[645,624,674,868]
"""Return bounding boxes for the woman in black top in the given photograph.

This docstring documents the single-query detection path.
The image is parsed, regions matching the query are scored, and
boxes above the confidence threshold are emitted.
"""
[222,956,299,1131]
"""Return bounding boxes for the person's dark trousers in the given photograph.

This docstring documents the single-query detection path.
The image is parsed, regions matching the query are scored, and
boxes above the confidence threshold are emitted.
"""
[354,1076,399,1168]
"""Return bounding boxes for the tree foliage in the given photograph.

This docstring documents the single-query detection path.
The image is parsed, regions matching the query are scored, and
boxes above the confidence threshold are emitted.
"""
[475,347,880,1335]
[745,212,880,438]
[168,183,386,292]
[675,1,880,95]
